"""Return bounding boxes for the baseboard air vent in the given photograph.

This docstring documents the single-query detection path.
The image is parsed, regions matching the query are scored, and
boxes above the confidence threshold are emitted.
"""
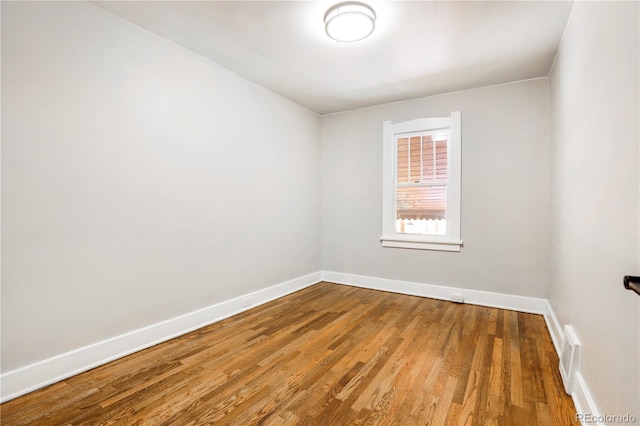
[559,325,581,394]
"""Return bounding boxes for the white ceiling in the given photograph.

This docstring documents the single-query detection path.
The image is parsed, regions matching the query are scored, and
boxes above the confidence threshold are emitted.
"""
[91,1,574,115]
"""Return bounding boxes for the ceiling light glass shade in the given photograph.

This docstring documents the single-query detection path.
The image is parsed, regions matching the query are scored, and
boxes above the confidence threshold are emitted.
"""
[324,2,376,42]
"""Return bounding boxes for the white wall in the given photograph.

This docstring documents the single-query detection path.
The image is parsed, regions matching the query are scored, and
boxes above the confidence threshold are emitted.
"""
[549,1,639,418]
[1,1,320,372]
[321,79,550,297]
[5,0,639,415]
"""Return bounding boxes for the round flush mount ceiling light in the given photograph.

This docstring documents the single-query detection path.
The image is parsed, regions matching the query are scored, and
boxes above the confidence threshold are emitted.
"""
[324,2,376,43]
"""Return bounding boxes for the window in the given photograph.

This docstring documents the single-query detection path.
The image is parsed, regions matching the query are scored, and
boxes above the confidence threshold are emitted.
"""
[381,112,462,251]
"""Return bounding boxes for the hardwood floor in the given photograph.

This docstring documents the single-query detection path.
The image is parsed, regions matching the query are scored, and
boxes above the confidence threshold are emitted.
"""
[1,282,578,425]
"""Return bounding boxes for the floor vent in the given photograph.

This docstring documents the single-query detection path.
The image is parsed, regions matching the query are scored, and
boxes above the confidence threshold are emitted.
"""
[559,325,580,394]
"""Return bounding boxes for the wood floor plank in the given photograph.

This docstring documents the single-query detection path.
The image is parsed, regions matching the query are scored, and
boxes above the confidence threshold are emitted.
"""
[1,282,578,425]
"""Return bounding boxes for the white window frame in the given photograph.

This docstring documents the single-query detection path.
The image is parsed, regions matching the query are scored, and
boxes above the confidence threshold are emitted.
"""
[381,111,462,252]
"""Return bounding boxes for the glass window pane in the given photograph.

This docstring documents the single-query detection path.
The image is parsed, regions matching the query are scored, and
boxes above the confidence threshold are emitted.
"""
[435,139,447,181]
[409,136,421,183]
[422,136,434,182]
[397,137,408,183]
[396,185,446,235]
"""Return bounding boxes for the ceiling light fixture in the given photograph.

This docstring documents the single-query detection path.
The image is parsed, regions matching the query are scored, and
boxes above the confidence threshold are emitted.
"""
[324,2,376,43]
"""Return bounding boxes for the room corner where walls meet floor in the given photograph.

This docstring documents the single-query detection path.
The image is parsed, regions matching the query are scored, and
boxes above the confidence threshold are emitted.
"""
[0,270,598,424]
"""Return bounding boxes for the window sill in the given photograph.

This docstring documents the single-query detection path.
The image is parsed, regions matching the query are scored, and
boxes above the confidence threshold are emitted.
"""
[380,236,463,252]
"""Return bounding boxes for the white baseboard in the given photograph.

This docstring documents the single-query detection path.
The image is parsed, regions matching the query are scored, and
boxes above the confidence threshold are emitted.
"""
[572,373,603,426]
[321,271,549,314]
[540,299,601,426]
[1,268,601,424]
[542,299,564,356]
[0,271,321,403]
